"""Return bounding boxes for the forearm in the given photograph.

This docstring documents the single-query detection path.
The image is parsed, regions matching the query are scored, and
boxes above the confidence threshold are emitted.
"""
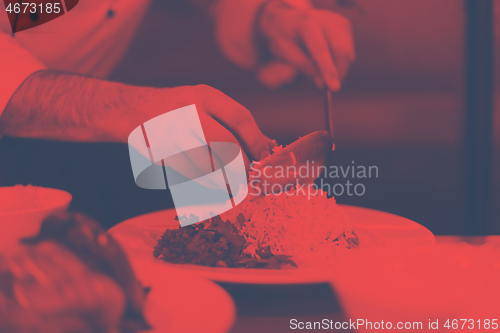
[0,70,152,142]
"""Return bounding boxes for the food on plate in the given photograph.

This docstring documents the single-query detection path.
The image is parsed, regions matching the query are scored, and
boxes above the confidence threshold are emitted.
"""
[154,190,359,268]
[225,188,359,266]
[154,214,296,269]
[0,212,150,333]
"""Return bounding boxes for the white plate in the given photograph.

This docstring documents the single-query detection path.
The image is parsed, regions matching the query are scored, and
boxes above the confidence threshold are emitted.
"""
[134,259,236,333]
[109,205,435,284]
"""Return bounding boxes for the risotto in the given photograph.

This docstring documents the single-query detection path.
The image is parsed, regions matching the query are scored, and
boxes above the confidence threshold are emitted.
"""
[154,189,359,268]
[222,189,358,267]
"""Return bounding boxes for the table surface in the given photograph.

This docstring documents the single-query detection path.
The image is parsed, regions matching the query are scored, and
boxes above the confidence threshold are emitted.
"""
[223,236,500,333]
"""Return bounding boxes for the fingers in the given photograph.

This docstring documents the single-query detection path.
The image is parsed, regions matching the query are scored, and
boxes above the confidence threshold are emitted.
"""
[209,138,251,172]
[264,8,355,91]
[264,135,278,158]
[200,86,271,162]
[163,147,222,189]
[164,116,250,188]
[324,16,356,82]
[270,40,323,88]
[266,136,278,151]
[205,115,252,170]
[256,61,298,90]
[300,20,341,91]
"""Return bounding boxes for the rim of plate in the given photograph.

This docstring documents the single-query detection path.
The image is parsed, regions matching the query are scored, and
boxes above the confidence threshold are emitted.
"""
[108,205,435,284]
[131,259,236,333]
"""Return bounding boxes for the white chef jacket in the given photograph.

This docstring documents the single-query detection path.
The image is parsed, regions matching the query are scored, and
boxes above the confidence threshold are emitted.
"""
[0,0,311,118]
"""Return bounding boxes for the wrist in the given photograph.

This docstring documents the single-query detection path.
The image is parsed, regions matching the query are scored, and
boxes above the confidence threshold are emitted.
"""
[94,84,158,143]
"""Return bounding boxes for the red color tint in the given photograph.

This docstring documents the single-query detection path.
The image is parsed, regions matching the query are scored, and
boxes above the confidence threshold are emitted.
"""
[64,0,77,11]
[332,244,500,328]
[3,0,79,33]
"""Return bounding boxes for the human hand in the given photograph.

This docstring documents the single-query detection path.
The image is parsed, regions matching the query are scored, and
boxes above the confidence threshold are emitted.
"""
[127,85,275,183]
[257,1,355,91]
[1,72,275,175]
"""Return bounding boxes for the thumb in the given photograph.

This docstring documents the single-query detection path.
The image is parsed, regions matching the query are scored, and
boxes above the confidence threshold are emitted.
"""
[256,60,298,90]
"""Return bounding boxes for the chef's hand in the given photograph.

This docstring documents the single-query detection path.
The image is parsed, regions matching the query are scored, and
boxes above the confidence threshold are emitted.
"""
[131,84,276,179]
[1,71,275,178]
[256,1,355,91]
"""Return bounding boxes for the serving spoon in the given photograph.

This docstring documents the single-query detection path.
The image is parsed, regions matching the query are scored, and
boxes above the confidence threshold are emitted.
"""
[251,130,334,194]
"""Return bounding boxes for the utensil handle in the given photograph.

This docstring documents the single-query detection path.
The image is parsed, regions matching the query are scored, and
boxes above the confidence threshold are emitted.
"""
[324,89,334,138]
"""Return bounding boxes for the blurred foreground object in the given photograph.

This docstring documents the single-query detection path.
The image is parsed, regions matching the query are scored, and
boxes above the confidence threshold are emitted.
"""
[332,243,500,333]
[0,212,150,333]
[0,185,71,251]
